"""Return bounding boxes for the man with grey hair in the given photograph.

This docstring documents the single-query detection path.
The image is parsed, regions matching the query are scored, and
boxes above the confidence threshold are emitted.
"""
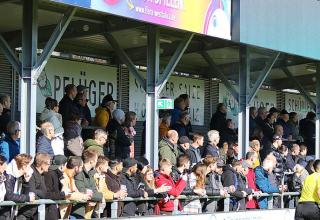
[84,129,108,156]
[203,130,220,158]
[0,121,20,162]
[0,95,11,135]
[36,122,55,158]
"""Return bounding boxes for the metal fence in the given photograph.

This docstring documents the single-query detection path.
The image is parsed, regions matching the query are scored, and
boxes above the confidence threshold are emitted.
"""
[0,192,301,219]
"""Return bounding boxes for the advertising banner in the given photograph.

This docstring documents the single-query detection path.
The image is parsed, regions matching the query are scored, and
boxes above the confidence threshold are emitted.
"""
[285,93,315,120]
[52,0,232,40]
[36,58,117,115]
[129,73,205,125]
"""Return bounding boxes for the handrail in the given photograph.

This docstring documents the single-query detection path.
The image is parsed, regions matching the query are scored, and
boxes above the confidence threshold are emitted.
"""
[0,192,301,218]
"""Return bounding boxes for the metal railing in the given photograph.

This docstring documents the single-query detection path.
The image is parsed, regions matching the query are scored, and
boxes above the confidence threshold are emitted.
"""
[0,192,301,219]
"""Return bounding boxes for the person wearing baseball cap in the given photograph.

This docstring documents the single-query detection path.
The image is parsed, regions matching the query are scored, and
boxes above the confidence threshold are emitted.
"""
[177,136,191,156]
[93,94,117,128]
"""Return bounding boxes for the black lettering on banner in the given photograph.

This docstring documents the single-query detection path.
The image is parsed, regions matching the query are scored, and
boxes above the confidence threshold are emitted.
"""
[89,80,96,106]
[192,85,196,99]
[63,77,70,91]
[170,82,174,97]
[134,79,139,89]
[54,75,61,99]
[107,82,113,95]
[99,81,105,105]
[197,86,200,99]
[141,102,146,118]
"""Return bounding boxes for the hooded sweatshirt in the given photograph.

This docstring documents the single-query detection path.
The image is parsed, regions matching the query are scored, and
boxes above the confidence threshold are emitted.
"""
[40,108,64,136]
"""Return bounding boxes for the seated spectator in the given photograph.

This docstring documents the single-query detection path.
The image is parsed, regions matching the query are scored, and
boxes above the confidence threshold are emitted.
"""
[44,155,68,220]
[189,133,204,166]
[105,159,126,217]
[249,137,262,168]
[297,144,308,168]
[255,159,281,209]
[63,108,84,157]
[0,95,11,135]
[77,85,92,125]
[171,111,191,138]
[158,130,179,166]
[60,156,91,219]
[74,93,90,127]
[59,84,78,125]
[203,130,220,158]
[0,155,7,202]
[171,154,191,183]
[159,111,171,139]
[155,159,187,214]
[107,109,132,159]
[73,150,103,219]
[221,160,253,211]
[1,154,34,219]
[0,121,21,162]
[40,97,64,155]
[124,111,137,158]
[17,153,56,219]
[226,143,239,165]
[84,129,108,156]
[177,136,191,157]
[93,94,116,128]
[202,156,228,213]
[120,158,147,216]
[36,122,55,158]
[289,163,309,193]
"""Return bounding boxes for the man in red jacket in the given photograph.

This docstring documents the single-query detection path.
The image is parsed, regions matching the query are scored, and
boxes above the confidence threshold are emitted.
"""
[155,159,187,214]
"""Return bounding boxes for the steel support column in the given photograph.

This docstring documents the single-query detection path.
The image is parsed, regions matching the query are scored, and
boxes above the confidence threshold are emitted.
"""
[238,46,250,159]
[0,34,21,75]
[316,63,320,159]
[145,26,160,168]
[21,0,38,154]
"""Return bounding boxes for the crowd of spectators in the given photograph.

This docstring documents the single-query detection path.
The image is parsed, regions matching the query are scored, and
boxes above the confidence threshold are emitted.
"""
[0,87,318,219]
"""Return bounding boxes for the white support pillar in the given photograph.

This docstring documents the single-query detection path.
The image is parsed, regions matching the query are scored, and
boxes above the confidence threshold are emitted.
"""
[316,63,320,159]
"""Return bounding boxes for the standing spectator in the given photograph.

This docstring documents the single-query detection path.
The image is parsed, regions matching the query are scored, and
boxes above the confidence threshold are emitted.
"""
[74,93,90,127]
[44,155,68,220]
[59,84,78,125]
[171,96,187,126]
[159,111,171,138]
[107,109,132,159]
[203,130,220,158]
[0,121,20,162]
[77,85,92,125]
[155,159,187,214]
[219,142,229,165]
[171,154,191,183]
[261,113,276,147]
[220,119,238,144]
[299,112,316,155]
[40,97,64,155]
[0,155,7,202]
[93,94,117,128]
[278,145,295,172]
[249,137,261,168]
[60,156,91,219]
[17,153,56,219]
[255,107,268,131]
[177,136,191,157]
[290,144,301,164]
[158,130,179,166]
[189,133,204,165]
[289,163,309,193]
[120,158,147,216]
[0,95,11,135]
[210,103,227,133]
[269,107,280,121]
[297,144,308,168]
[84,129,108,156]
[63,108,84,157]
[124,111,137,158]
[36,122,55,158]
[244,152,260,209]
[249,107,257,138]
[1,154,34,219]
[294,159,320,220]
[255,159,281,209]
[171,111,191,138]
[288,112,300,141]
[73,150,103,219]
[275,110,292,140]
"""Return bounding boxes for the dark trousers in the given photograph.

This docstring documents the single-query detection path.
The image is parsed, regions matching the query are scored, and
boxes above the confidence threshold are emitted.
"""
[295,202,320,220]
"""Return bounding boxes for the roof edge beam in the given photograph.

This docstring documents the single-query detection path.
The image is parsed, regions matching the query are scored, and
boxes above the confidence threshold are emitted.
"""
[157,33,194,95]
[200,51,239,102]
[248,52,280,103]
[103,31,146,91]
[281,67,316,110]
[34,7,77,81]
[0,33,21,75]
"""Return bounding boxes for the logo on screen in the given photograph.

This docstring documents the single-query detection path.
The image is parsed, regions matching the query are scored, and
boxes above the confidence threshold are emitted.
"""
[104,0,119,5]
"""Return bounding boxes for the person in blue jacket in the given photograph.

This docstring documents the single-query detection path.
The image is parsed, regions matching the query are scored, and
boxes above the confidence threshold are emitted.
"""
[0,121,20,162]
[255,158,281,209]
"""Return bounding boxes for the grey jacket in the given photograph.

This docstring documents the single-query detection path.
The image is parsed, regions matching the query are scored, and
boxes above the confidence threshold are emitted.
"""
[40,108,64,136]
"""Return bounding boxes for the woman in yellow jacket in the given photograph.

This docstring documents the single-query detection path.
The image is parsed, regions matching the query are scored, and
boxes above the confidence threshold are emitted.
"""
[93,94,117,128]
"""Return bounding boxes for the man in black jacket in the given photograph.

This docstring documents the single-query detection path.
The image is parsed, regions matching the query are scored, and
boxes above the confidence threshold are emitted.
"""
[120,158,147,216]
[0,95,11,135]
[210,103,227,133]
[44,155,68,220]
[59,84,78,126]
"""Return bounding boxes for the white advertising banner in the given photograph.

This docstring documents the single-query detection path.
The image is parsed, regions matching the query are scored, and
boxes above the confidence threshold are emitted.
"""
[285,93,315,119]
[129,74,205,125]
[218,83,277,126]
[36,58,117,115]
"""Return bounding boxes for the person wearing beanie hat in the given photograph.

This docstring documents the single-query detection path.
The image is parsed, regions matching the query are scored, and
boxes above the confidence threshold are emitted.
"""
[177,136,191,157]
[107,109,132,159]
[93,94,117,128]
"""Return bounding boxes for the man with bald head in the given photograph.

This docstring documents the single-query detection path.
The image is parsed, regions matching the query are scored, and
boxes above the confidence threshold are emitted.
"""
[159,130,179,166]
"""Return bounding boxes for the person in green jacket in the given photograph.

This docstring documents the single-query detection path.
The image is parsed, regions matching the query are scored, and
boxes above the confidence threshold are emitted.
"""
[158,130,179,166]
[72,149,103,219]
[84,129,108,156]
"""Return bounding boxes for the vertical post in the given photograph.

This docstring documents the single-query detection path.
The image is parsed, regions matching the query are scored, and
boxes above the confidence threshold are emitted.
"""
[111,201,118,218]
[173,198,179,215]
[145,26,160,168]
[316,63,320,159]
[21,0,38,154]
[267,195,273,209]
[38,203,46,220]
[238,46,250,159]
[223,196,230,212]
